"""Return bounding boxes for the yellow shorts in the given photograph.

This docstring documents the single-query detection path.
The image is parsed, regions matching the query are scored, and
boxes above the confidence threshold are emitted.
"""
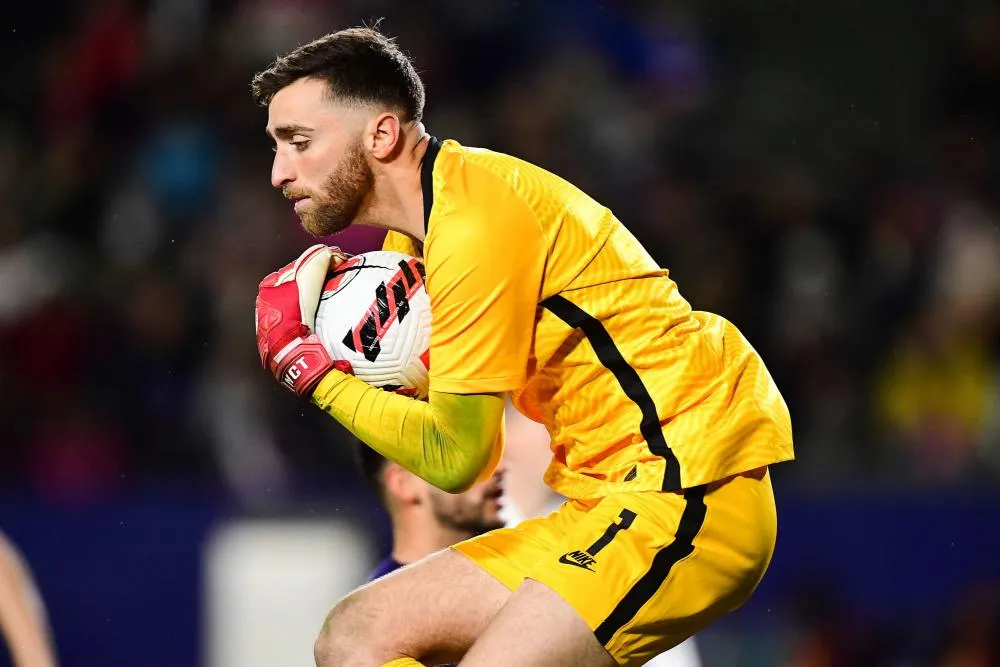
[452,467,777,666]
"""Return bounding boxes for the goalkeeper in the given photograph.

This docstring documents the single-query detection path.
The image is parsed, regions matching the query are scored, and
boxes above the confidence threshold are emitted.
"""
[253,25,793,667]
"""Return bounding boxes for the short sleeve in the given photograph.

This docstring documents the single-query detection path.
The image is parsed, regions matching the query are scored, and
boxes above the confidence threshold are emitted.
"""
[425,188,546,395]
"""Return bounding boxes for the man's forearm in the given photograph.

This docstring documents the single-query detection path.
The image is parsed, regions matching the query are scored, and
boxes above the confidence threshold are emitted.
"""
[311,372,505,492]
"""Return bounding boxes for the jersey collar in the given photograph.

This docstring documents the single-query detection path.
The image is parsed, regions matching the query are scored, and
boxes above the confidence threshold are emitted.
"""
[420,135,442,235]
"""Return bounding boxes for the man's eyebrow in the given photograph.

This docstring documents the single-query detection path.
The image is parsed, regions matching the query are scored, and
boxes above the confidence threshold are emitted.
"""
[266,124,314,140]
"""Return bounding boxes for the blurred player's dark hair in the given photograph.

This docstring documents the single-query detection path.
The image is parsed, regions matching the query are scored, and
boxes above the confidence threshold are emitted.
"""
[251,23,425,122]
[354,440,390,503]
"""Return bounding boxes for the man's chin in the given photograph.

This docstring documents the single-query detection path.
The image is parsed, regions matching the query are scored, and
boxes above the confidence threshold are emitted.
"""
[299,218,325,238]
[481,517,507,532]
[299,214,349,238]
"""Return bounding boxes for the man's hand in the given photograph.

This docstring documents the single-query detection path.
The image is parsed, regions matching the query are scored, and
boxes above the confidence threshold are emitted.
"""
[255,244,350,396]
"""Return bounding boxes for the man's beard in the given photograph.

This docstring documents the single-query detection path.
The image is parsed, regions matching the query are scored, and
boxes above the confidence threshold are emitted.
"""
[298,140,374,237]
[430,497,506,537]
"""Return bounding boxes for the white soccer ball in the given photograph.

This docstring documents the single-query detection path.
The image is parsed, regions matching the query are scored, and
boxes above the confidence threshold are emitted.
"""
[313,250,431,399]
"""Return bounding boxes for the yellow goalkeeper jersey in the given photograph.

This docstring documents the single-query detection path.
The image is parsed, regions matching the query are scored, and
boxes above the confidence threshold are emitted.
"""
[383,137,793,499]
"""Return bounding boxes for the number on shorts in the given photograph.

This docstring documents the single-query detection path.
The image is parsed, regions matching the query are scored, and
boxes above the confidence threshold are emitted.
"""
[586,509,637,556]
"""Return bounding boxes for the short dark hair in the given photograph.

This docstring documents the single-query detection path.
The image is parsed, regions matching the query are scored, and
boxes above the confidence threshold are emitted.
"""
[355,440,390,504]
[251,25,425,122]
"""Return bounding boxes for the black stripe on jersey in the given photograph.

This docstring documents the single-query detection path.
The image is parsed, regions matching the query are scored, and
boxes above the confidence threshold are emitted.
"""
[593,485,707,646]
[420,136,442,234]
[540,294,682,491]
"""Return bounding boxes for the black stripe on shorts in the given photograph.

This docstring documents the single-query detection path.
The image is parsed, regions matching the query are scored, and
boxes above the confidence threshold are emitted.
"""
[540,294,681,491]
[593,485,708,646]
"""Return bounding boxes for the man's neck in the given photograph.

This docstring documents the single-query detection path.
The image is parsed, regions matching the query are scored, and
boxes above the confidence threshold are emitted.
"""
[390,516,473,565]
[354,125,431,243]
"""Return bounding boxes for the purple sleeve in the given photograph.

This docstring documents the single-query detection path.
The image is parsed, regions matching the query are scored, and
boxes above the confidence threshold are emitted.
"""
[367,556,404,582]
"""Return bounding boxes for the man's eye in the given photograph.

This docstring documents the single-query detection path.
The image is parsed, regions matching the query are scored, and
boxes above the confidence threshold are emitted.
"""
[291,140,310,152]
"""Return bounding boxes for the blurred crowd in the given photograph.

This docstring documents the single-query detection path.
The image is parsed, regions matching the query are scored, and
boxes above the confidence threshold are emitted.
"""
[2,0,1000,501]
[700,578,1000,667]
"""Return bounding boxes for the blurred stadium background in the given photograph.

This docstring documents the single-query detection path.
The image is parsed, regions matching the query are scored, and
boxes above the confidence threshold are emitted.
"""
[1,0,999,665]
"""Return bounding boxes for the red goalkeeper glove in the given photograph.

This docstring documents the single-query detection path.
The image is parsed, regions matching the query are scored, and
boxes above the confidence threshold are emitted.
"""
[255,244,351,396]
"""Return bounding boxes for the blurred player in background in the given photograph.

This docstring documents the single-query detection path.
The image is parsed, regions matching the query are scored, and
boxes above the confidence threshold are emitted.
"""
[0,532,58,667]
[253,24,793,667]
[358,441,504,667]
[357,443,506,583]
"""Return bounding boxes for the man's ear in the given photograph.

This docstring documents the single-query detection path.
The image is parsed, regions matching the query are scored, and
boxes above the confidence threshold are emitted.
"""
[368,112,402,160]
[382,461,421,507]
